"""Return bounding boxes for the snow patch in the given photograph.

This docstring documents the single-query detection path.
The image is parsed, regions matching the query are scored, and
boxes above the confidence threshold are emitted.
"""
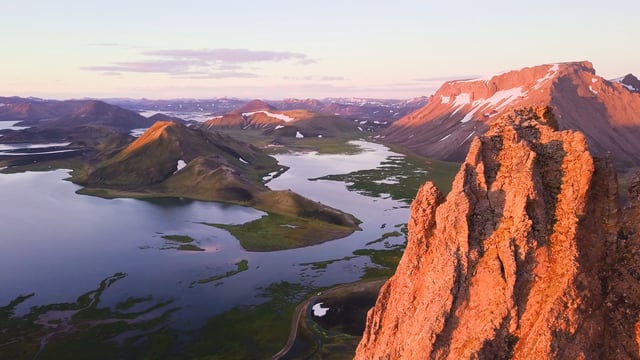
[130,128,148,137]
[174,160,187,173]
[312,303,330,317]
[373,176,402,185]
[533,64,560,90]
[592,78,598,83]
[317,134,323,138]
[613,77,638,92]
[243,110,295,122]
[262,170,279,182]
[458,87,527,123]
[295,131,304,138]
[463,131,476,143]
[274,125,284,130]
[357,127,363,132]
[453,93,471,106]
[589,86,598,95]
[438,134,452,142]
[441,96,450,104]
[239,157,249,164]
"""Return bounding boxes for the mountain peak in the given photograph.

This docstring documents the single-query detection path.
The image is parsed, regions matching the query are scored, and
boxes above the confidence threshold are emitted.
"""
[232,99,277,114]
[613,73,640,93]
[383,61,640,167]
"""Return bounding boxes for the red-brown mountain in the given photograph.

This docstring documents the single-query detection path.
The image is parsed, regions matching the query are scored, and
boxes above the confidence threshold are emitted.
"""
[230,99,276,114]
[382,61,640,168]
[357,107,640,359]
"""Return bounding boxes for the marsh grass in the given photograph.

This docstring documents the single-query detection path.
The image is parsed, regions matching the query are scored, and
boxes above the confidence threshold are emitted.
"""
[193,259,249,285]
[203,212,355,251]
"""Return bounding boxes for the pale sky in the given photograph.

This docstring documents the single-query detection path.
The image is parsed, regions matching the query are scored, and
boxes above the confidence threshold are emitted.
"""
[2,0,638,100]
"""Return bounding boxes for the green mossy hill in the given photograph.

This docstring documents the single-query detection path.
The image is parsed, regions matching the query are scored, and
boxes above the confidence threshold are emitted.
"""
[84,121,279,188]
[253,191,360,228]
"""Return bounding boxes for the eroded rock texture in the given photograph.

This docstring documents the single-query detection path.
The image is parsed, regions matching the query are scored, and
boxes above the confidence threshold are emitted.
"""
[356,107,640,359]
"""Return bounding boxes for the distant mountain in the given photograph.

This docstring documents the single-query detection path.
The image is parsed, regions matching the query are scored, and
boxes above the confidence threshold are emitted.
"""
[0,97,155,131]
[231,99,277,114]
[275,96,429,125]
[147,113,187,124]
[103,96,428,126]
[38,100,155,131]
[613,74,640,93]
[203,100,360,138]
[381,61,640,168]
[0,97,91,121]
[104,97,246,115]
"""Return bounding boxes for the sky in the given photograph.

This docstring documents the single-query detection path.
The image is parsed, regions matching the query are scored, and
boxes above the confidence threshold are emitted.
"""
[2,0,639,100]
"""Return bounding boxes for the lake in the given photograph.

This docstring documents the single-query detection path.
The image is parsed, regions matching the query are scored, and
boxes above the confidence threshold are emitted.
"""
[0,140,414,356]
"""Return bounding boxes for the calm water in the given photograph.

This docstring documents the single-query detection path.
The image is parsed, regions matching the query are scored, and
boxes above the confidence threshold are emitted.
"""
[0,140,410,331]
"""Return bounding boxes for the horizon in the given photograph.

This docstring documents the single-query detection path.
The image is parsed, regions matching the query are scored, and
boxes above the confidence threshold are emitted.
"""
[2,1,639,100]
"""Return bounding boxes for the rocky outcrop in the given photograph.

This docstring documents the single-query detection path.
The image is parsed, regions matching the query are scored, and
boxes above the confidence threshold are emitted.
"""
[356,107,640,359]
[383,62,640,168]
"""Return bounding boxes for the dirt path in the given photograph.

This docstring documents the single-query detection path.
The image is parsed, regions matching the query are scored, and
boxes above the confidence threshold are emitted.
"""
[271,279,386,360]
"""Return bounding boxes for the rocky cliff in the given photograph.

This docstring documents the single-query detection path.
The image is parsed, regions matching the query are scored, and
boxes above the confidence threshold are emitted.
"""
[356,107,640,359]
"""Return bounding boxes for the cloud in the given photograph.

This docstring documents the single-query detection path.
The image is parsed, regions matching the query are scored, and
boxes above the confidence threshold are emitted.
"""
[282,75,348,81]
[413,74,480,82]
[144,48,315,65]
[84,48,315,79]
[175,71,260,79]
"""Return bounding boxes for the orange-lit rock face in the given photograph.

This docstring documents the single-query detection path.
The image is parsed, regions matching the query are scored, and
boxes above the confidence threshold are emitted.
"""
[356,108,640,359]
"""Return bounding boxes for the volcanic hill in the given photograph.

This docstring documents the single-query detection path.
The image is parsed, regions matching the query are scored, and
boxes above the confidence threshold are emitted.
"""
[356,107,640,359]
[382,61,640,168]
[80,121,360,246]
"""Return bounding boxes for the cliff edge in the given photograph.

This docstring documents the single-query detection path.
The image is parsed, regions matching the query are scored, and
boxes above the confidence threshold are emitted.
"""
[356,107,640,359]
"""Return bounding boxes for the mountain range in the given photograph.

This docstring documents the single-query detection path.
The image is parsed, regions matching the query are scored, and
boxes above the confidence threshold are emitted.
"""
[202,99,362,138]
[106,96,428,124]
[381,61,640,168]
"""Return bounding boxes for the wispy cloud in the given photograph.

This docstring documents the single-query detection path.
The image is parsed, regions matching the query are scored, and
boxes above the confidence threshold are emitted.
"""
[144,48,315,65]
[413,74,480,82]
[282,75,348,81]
[84,48,315,79]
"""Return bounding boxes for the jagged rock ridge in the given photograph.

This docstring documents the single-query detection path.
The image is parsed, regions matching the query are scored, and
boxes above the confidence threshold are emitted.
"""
[356,107,640,359]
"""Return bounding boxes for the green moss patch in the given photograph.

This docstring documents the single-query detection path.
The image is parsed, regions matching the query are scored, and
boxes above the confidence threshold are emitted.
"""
[312,152,459,203]
[203,212,356,251]
[0,273,177,360]
[161,234,194,243]
[299,256,358,270]
[365,230,402,246]
[193,259,249,285]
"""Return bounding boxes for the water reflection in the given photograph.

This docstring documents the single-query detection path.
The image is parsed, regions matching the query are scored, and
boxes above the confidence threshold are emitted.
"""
[0,140,412,334]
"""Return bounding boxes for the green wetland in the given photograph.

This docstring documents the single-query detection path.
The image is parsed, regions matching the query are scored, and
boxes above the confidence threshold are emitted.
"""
[0,140,456,359]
